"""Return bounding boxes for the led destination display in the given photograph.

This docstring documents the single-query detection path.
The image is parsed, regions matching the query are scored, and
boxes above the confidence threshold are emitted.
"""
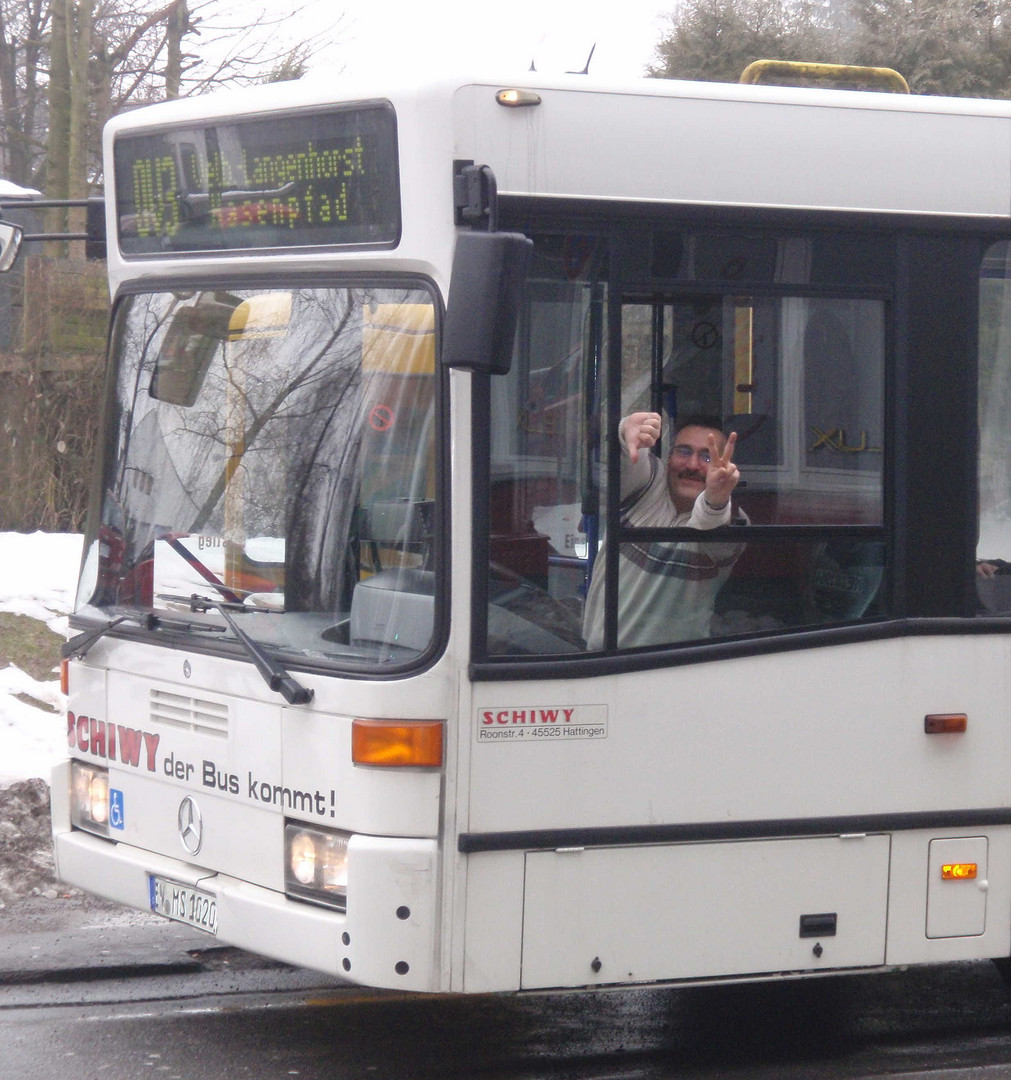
[114,102,400,255]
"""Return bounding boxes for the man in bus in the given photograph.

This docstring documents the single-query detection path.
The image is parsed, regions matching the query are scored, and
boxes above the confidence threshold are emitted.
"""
[583,411,745,649]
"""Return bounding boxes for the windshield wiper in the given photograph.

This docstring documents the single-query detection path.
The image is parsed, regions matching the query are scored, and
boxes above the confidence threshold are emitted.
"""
[62,615,133,660]
[159,592,314,706]
[144,613,228,635]
[63,609,231,661]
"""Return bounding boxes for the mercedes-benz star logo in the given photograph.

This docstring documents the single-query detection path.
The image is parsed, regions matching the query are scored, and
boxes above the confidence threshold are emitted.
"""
[177,795,203,855]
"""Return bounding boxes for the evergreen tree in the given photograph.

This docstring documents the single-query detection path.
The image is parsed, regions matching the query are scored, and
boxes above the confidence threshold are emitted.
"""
[649,0,1011,98]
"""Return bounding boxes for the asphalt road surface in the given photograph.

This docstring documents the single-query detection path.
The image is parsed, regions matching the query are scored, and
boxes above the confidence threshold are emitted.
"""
[6,894,1011,1080]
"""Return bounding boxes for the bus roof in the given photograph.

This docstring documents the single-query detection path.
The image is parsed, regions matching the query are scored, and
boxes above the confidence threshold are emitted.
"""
[102,71,1011,291]
[450,74,1011,220]
[105,67,1011,131]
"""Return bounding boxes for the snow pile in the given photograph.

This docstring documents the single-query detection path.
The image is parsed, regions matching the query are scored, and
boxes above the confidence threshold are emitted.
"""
[0,532,82,785]
[0,534,82,902]
[0,779,60,904]
[0,530,80,631]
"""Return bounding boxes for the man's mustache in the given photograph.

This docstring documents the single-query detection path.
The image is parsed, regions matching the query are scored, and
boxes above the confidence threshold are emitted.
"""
[677,469,706,482]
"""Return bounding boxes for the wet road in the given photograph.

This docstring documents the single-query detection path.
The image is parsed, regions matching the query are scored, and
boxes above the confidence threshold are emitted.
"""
[8,964,1011,1080]
[5,896,1011,1079]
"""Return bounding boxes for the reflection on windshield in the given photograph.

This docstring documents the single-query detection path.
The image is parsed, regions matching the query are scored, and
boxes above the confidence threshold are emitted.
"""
[76,283,439,668]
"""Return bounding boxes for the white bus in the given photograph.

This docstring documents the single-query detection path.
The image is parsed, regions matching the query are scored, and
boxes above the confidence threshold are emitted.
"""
[50,68,1011,993]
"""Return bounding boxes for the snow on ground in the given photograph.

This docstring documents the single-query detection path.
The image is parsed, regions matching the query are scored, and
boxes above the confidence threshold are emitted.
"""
[0,532,82,786]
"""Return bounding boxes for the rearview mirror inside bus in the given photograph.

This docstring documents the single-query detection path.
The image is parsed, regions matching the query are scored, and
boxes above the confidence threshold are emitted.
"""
[443,231,533,375]
[150,291,245,406]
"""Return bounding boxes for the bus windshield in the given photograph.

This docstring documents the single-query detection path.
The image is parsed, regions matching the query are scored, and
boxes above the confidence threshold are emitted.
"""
[75,281,440,669]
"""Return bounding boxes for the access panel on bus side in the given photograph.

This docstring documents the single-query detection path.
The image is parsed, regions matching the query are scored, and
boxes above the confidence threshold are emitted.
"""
[519,834,889,988]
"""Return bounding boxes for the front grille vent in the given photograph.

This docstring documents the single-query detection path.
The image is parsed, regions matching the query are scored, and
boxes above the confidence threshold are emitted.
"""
[150,688,229,738]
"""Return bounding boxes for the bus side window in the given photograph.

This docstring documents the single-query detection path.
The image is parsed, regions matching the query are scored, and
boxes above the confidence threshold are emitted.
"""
[714,295,885,634]
[484,244,603,657]
[978,241,1011,610]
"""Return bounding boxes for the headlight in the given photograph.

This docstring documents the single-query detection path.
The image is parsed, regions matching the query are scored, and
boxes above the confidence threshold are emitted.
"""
[70,761,110,837]
[284,823,350,911]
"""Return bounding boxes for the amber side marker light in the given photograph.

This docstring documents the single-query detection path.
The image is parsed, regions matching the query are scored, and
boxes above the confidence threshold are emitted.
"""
[941,863,978,880]
[352,719,443,767]
[60,658,69,696]
[924,713,967,734]
[496,89,542,107]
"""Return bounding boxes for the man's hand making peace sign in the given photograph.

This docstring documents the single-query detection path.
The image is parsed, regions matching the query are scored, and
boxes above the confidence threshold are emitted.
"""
[703,430,739,511]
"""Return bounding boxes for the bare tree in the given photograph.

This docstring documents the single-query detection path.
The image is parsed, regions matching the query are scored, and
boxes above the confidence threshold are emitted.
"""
[0,0,347,197]
[0,0,49,188]
[181,0,343,93]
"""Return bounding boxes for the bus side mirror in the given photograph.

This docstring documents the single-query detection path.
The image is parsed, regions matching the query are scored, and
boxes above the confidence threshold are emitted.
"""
[443,231,532,375]
[85,197,107,261]
[0,220,24,273]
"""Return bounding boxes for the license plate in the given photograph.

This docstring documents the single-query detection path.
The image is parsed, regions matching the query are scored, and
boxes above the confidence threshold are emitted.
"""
[149,875,218,935]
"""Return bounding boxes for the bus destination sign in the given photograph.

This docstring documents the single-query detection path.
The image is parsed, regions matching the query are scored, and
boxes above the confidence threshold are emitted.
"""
[114,102,400,255]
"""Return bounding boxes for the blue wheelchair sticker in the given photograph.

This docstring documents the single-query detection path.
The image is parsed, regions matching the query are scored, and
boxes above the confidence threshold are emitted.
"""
[109,788,125,830]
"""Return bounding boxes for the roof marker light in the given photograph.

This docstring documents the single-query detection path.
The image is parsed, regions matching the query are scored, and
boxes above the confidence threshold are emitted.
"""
[496,89,542,108]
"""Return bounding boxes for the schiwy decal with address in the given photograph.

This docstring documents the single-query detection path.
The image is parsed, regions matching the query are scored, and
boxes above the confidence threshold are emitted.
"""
[476,705,607,743]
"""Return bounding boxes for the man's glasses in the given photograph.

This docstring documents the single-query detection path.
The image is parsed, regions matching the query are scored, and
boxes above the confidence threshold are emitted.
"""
[671,445,711,464]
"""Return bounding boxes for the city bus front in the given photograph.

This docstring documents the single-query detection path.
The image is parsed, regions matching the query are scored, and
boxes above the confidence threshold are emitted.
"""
[52,86,465,991]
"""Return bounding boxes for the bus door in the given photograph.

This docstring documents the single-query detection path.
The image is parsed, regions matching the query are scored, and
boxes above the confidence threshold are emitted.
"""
[483,235,606,655]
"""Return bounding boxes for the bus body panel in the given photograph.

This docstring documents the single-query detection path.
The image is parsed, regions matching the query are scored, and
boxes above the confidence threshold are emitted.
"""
[457,827,1011,992]
[519,834,891,988]
[458,634,1011,991]
[67,648,446,842]
[452,81,1011,217]
[85,638,459,721]
[60,640,448,988]
[458,850,525,992]
[102,765,285,889]
[887,829,1011,963]
[466,636,1008,834]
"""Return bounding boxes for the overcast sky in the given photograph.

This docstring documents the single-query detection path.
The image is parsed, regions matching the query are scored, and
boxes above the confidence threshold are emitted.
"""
[270,0,672,83]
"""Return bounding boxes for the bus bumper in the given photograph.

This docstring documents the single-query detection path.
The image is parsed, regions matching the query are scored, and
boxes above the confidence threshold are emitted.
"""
[52,827,441,992]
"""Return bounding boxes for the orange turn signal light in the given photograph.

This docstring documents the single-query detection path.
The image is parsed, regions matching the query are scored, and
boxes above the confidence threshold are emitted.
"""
[941,863,978,880]
[351,719,443,768]
[924,713,967,734]
[60,658,69,696]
